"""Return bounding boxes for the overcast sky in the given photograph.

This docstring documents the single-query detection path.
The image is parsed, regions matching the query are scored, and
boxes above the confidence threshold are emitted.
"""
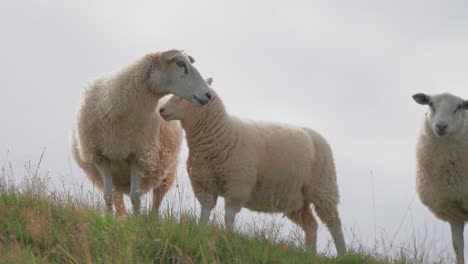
[2,0,468,260]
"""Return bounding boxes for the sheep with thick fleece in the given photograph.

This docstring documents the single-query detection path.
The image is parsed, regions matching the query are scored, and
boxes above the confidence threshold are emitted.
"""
[71,49,211,215]
[413,92,468,264]
[159,80,346,255]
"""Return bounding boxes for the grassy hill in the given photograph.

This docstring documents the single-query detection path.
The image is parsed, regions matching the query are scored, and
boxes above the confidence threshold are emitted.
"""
[0,173,435,264]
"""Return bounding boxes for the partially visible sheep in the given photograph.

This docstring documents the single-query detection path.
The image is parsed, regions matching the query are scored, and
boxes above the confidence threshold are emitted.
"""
[71,49,211,214]
[159,80,346,255]
[413,92,468,264]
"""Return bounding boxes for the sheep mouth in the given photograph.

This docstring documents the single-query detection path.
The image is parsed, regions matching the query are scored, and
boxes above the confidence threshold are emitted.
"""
[434,129,448,137]
[193,95,210,106]
[160,113,172,120]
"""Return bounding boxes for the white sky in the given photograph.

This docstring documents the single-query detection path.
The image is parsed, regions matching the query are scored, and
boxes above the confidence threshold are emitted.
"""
[2,0,468,260]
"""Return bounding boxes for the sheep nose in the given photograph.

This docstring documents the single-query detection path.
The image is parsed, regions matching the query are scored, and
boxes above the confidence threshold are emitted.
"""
[205,92,212,100]
[436,123,448,130]
[159,108,165,114]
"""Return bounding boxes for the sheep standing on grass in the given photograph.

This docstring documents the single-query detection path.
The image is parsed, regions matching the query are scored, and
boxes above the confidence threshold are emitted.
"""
[413,92,468,264]
[159,79,346,255]
[71,49,212,215]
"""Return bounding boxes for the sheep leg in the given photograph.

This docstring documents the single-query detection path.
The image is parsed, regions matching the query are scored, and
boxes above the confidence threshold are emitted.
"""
[198,193,217,225]
[94,160,114,214]
[287,204,318,253]
[130,161,143,215]
[224,207,239,231]
[191,180,217,225]
[199,193,218,225]
[198,195,217,225]
[199,206,212,225]
[313,200,346,255]
[223,184,251,231]
[224,199,242,231]
[114,192,126,216]
[450,220,465,264]
[152,175,175,215]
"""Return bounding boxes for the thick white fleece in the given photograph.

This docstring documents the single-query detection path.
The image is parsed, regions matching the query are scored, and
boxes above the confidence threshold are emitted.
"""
[161,89,346,255]
[71,52,182,214]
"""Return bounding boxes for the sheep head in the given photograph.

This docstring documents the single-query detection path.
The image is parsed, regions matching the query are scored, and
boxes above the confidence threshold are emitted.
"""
[160,78,213,122]
[413,93,468,137]
[150,49,211,106]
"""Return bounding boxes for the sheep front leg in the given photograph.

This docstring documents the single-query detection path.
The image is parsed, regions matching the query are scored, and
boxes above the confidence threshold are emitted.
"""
[223,182,251,231]
[200,203,214,225]
[130,161,143,215]
[224,199,242,231]
[224,207,239,231]
[94,160,114,214]
[194,187,217,225]
[450,220,465,264]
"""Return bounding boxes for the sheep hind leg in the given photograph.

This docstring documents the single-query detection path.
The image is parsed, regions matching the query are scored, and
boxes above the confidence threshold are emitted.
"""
[287,204,318,253]
[449,220,465,264]
[130,161,143,215]
[152,175,175,216]
[313,199,346,256]
[113,192,127,216]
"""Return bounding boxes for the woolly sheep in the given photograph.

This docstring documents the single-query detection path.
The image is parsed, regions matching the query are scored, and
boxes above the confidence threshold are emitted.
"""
[159,80,346,255]
[413,92,468,264]
[71,49,211,215]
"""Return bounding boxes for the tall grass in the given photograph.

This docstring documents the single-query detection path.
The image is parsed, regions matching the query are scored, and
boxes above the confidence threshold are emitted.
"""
[0,158,452,263]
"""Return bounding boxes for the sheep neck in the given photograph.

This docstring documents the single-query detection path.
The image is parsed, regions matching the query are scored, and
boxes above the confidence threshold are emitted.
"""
[419,119,468,185]
[183,95,233,157]
[103,55,162,124]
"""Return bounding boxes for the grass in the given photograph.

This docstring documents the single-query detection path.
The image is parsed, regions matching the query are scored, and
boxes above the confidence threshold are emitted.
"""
[0,159,451,264]
[0,186,380,264]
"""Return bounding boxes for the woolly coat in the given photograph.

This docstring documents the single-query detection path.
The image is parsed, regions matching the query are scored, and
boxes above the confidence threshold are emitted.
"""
[71,54,182,194]
[181,91,340,214]
[416,118,468,221]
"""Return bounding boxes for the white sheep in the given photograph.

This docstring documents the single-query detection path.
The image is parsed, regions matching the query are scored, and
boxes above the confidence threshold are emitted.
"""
[413,92,468,264]
[71,49,212,215]
[159,80,346,255]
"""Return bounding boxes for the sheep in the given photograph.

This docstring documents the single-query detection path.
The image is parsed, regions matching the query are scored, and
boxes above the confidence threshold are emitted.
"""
[159,79,346,255]
[71,49,212,215]
[413,92,468,264]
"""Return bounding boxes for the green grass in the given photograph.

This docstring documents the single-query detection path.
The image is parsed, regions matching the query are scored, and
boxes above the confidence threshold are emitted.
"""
[0,190,383,264]
[0,165,446,264]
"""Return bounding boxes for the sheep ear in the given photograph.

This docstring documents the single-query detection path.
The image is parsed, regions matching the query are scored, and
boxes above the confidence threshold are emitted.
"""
[188,55,195,64]
[206,78,213,85]
[463,100,468,110]
[160,49,184,62]
[413,93,430,105]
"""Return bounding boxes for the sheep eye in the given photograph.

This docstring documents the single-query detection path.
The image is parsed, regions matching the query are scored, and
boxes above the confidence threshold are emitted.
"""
[176,60,188,74]
[176,61,186,68]
[427,102,436,113]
